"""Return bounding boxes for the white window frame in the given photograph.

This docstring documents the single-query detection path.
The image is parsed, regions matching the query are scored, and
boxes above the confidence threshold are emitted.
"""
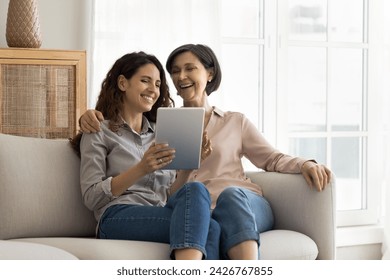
[274,0,383,227]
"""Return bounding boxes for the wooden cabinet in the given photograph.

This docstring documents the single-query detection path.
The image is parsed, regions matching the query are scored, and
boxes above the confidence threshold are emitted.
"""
[0,48,86,139]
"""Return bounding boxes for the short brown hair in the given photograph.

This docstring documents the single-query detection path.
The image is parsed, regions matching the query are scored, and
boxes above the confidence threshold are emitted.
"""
[166,44,222,96]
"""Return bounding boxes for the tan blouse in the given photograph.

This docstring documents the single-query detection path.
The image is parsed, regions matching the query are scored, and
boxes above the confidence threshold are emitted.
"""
[185,107,308,208]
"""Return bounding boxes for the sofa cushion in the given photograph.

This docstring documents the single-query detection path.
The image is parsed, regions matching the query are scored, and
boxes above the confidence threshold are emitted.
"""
[0,134,96,240]
[14,230,317,260]
[0,240,78,260]
[12,237,171,260]
[260,230,318,260]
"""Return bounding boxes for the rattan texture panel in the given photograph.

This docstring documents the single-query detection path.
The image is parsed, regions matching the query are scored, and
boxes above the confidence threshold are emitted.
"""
[1,64,76,138]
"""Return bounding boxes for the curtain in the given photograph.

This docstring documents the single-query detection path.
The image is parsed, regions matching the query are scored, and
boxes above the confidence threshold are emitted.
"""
[381,0,390,260]
[90,0,221,108]
[382,136,390,260]
[383,192,390,259]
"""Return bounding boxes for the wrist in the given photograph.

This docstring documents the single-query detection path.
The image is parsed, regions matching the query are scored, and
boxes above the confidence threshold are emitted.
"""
[301,160,317,171]
[134,163,149,177]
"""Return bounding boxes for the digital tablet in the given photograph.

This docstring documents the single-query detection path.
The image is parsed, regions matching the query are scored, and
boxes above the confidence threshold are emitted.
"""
[155,107,205,170]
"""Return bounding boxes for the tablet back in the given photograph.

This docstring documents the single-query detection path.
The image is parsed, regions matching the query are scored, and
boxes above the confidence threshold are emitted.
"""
[155,107,205,169]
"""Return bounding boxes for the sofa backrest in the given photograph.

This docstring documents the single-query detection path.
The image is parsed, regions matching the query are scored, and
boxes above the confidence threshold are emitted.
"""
[0,133,96,240]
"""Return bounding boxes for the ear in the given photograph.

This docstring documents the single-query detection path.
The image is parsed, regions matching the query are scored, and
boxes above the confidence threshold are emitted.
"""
[207,69,214,82]
[117,75,128,91]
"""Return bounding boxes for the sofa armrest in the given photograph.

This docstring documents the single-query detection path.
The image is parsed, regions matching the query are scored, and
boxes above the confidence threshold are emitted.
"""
[246,171,336,260]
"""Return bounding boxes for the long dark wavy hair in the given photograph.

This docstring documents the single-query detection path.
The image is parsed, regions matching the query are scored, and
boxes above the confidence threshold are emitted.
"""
[70,51,174,155]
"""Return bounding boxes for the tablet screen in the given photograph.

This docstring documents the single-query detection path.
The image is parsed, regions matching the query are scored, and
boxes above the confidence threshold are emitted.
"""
[155,107,205,169]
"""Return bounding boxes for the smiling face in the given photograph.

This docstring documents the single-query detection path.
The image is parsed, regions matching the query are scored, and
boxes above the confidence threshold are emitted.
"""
[170,51,213,104]
[118,63,161,114]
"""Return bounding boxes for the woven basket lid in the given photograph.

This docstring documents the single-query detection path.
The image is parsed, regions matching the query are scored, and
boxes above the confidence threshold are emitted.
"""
[6,0,42,48]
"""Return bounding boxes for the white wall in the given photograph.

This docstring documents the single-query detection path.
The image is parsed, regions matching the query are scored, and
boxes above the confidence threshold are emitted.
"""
[1,0,93,103]
[0,0,92,50]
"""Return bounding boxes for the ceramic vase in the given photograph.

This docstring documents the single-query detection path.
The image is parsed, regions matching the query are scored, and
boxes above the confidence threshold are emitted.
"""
[6,0,42,48]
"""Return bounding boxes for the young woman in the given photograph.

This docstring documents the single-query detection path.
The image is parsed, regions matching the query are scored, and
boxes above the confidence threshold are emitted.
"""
[79,44,332,260]
[71,51,220,260]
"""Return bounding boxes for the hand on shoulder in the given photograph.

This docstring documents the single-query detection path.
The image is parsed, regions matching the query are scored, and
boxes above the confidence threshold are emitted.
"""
[79,109,104,133]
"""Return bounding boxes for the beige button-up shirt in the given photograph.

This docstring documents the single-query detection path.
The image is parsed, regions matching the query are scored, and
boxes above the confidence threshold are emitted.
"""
[186,107,308,208]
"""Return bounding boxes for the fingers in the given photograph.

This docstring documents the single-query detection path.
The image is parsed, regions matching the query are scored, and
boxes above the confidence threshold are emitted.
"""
[148,143,170,154]
[155,155,174,167]
[308,172,323,192]
[201,144,212,160]
[95,110,104,122]
[325,167,332,184]
[86,111,102,132]
[302,172,314,189]
[302,162,331,192]
[201,132,212,160]
[315,170,325,192]
[147,153,175,170]
[80,110,103,133]
[319,165,331,190]
[80,120,98,134]
[155,148,176,161]
[144,143,175,170]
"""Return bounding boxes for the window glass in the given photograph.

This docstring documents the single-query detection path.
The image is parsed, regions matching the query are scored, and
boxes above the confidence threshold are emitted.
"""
[329,48,364,131]
[383,0,390,131]
[384,49,390,131]
[220,1,264,172]
[219,44,261,129]
[328,0,364,43]
[287,47,327,132]
[221,0,261,38]
[289,137,327,165]
[286,0,369,216]
[332,137,365,210]
[385,1,390,45]
[289,0,327,41]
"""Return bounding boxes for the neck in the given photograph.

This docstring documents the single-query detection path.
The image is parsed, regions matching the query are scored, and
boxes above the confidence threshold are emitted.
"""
[121,110,144,133]
[183,92,212,111]
[182,92,213,126]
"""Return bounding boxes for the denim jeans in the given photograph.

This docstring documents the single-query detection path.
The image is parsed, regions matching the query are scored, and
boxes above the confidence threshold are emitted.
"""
[98,182,220,259]
[212,187,274,259]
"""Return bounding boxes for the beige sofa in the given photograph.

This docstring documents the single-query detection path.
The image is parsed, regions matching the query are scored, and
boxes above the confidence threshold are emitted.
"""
[0,133,336,260]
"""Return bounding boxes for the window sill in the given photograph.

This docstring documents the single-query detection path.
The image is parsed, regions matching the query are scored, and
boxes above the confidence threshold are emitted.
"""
[336,224,384,247]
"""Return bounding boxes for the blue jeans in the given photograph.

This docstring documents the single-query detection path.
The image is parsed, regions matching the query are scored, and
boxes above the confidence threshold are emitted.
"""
[212,187,274,259]
[98,182,220,259]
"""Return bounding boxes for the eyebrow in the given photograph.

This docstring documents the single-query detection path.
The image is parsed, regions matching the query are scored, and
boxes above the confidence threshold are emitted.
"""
[184,63,196,66]
[140,75,160,82]
[172,63,196,69]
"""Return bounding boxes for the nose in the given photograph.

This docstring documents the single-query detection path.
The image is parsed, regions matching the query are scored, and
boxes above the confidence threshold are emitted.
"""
[148,83,159,94]
[176,69,186,81]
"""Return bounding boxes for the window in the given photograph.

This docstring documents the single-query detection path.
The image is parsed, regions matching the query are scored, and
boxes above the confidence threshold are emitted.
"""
[217,0,266,170]
[219,0,264,130]
[276,0,386,226]
[91,0,388,227]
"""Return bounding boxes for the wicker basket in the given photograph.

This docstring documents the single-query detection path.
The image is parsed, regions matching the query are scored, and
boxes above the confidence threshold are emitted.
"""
[6,0,42,48]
